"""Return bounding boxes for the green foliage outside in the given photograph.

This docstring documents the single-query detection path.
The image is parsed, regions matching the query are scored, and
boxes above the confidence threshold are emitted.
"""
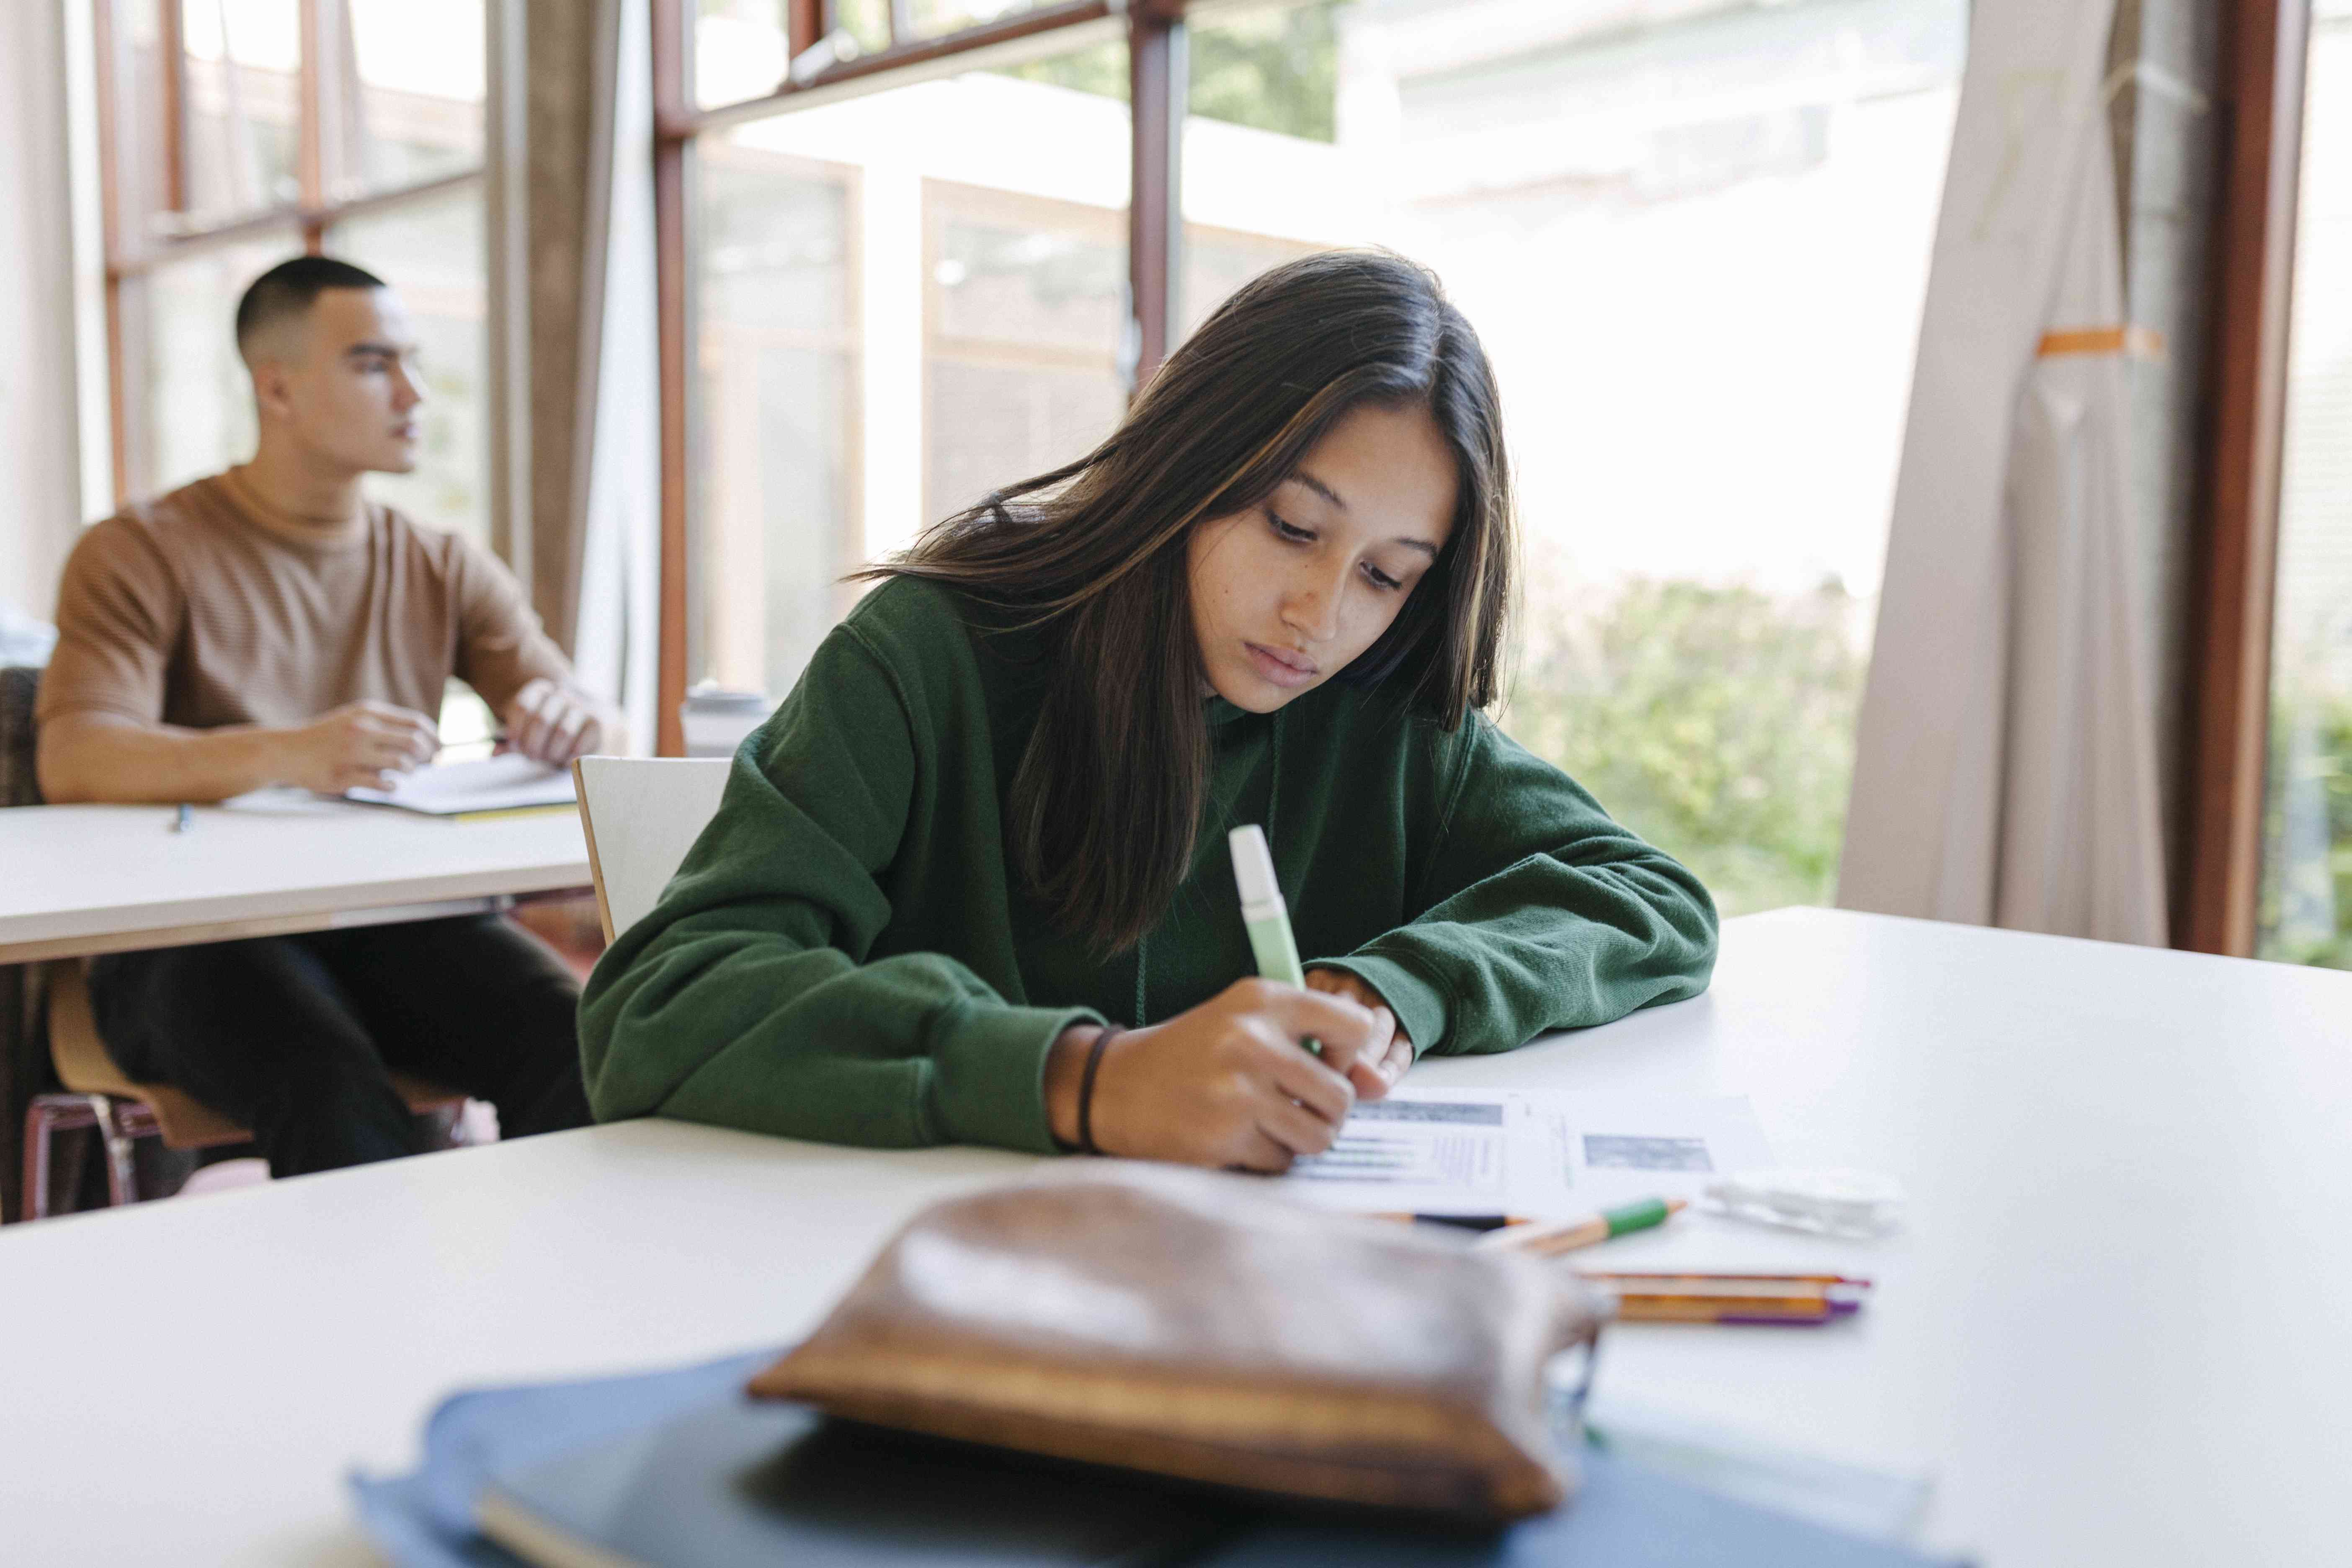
[1498,578,1871,918]
[2258,670,2352,971]
[997,2,1345,143]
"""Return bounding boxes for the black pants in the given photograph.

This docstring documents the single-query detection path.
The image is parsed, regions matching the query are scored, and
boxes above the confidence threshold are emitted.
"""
[89,915,593,1178]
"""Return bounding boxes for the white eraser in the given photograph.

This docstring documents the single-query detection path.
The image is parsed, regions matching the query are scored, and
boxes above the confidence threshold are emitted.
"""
[1703,1168,1906,1238]
[1227,824,1281,908]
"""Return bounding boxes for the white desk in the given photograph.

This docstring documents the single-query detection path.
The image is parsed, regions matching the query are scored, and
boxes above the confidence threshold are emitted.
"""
[1,908,2347,1567]
[0,793,591,962]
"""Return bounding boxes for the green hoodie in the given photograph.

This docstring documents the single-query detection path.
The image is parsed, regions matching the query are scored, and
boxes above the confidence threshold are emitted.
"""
[579,576,1717,1154]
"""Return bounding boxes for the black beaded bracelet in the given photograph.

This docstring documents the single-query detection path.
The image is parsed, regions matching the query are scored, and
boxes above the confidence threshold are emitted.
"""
[1076,1024,1122,1156]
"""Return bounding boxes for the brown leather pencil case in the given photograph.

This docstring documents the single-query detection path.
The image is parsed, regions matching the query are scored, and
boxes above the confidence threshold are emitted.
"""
[749,1161,1605,1520]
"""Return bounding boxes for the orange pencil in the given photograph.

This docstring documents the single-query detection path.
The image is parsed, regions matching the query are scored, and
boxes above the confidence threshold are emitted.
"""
[1583,1271,1873,1326]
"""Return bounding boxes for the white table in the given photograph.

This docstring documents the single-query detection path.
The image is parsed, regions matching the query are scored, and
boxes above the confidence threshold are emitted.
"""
[1,908,2347,1567]
[0,793,591,962]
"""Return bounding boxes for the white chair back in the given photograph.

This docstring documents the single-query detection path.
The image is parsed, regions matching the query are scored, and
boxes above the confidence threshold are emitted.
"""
[571,756,734,944]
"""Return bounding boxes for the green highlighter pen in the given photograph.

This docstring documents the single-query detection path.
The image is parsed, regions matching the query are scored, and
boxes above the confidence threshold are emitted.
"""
[1228,824,1323,1055]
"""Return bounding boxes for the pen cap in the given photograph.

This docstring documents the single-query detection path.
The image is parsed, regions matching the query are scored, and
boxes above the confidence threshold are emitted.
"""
[1227,824,1285,914]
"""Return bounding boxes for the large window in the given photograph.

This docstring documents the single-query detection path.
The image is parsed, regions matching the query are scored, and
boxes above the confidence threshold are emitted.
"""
[925,178,1129,526]
[2260,0,2352,969]
[656,1,1961,919]
[98,0,490,545]
[692,132,858,699]
[673,7,1342,717]
[678,17,1143,707]
[1178,0,1966,914]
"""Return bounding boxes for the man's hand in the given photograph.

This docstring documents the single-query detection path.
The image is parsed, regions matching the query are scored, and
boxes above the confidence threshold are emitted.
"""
[1043,978,1400,1173]
[1305,967,1413,1097]
[501,678,610,766]
[284,700,439,794]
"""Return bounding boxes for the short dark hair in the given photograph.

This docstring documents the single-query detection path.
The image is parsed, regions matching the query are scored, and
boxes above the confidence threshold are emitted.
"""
[234,255,387,361]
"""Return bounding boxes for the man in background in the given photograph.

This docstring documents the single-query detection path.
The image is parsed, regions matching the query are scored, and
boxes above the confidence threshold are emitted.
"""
[37,255,612,1176]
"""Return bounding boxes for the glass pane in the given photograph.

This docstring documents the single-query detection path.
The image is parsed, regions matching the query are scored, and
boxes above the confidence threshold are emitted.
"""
[144,233,303,493]
[925,35,1130,529]
[826,0,1059,49]
[928,182,1127,524]
[343,0,486,196]
[176,0,304,222]
[696,0,791,111]
[1181,227,1318,342]
[693,134,857,701]
[834,0,891,55]
[2258,0,2352,969]
[909,0,1050,40]
[1187,1,1340,141]
[694,2,1083,107]
[117,0,172,231]
[688,37,1128,705]
[1180,0,1965,916]
[328,186,491,549]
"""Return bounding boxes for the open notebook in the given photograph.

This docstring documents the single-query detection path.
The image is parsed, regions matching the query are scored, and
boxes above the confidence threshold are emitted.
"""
[346,755,578,822]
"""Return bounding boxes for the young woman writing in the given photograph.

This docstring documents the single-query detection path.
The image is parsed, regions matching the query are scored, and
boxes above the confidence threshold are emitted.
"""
[579,251,1717,1173]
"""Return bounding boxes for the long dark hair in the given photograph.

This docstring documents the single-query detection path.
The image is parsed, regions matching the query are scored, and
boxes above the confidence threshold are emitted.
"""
[866,250,1514,954]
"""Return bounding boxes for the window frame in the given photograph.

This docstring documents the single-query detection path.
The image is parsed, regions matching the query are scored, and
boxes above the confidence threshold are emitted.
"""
[922,176,1132,531]
[689,137,867,694]
[2179,0,2317,956]
[653,0,2319,966]
[90,0,490,508]
[650,0,1190,755]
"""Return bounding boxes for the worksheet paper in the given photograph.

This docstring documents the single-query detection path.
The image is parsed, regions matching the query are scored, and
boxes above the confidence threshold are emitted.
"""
[1279,1088,1772,1218]
[345,755,576,817]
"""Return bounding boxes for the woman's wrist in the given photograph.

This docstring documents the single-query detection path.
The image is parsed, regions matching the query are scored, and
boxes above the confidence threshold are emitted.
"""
[1305,965,1411,1049]
[1043,1024,1101,1148]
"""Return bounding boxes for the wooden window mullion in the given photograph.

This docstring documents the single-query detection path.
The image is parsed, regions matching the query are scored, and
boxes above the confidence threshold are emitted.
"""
[790,0,825,58]
[159,0,190,214]
[298,0,327,210]
[94,0,134,505]
[1127,1,1186,391]
[654,0,691,756]
[2177,0,2314,955]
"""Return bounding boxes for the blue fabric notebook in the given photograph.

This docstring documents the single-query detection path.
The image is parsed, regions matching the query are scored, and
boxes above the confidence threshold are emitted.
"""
[353,1349,1966,1568]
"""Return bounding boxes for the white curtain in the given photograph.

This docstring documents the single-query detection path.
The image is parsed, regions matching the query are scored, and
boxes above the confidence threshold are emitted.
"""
[0,0,84,634]
[569,0,663,757]
[1837,0,2170,946]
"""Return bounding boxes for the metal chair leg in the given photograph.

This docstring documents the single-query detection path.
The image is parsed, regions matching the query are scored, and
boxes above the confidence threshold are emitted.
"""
[20,1104,42,1222]
[24,1102,56,1221]
[21,1096,98,1222]
[90,1095,139,1207]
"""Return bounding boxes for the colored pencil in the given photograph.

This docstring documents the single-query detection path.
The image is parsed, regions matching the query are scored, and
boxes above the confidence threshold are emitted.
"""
[1581,1272,1873,1326]
[1474,1197,1687,1256]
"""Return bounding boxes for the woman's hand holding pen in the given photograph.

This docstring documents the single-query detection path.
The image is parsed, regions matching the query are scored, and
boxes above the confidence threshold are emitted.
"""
[1303,968,1412,1093]
[1045,979,1398,1173]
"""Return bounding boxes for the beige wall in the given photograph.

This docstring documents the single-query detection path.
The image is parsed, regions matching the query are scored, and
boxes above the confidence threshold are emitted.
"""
[0,0,85,629]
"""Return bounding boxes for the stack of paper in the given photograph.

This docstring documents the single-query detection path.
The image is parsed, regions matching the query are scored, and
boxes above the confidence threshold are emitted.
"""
[346,754,578,821]
[1278,1087,1773,1219]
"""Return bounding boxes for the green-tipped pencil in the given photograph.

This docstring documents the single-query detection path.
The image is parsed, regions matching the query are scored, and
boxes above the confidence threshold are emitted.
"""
[1474,1197,1686,1258]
